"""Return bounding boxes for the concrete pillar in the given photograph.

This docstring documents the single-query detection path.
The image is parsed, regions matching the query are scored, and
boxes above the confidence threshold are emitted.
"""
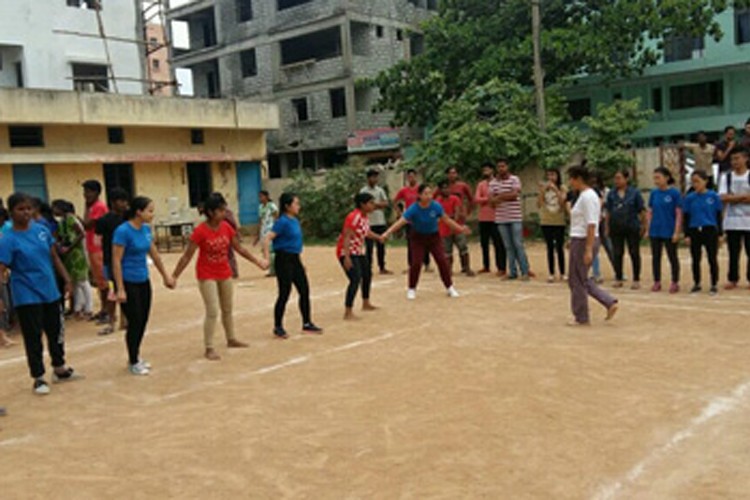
[340,19,357,132]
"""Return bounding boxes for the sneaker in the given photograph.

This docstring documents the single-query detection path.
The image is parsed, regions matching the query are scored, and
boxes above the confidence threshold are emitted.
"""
[138,359,152,370]
[52,367,83,384]
[302,323,323,334]
[406,289,417,300]
[33,378,50,395]
[273,327,289,339]
[690,285,702,294]
[547,276,555,284]
[669,282,680,294]
[710,286,718,296]
[447,286,460,298]
[128,362,150,376]
[651,282,662,292]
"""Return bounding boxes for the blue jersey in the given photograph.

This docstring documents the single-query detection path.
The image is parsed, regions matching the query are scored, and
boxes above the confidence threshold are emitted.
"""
[113,222,153,283]
[272,215,303,254]
[683,191,723,229]
[404,201,445,235]
[0,222,61,306]
[648,187,682,238]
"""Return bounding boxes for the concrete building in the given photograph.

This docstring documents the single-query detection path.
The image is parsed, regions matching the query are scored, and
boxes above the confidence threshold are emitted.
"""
[0,88,279,226]
[564,7,750,145]
[0,0,144,94]
[167,0,438,178]
[146,23,174,96]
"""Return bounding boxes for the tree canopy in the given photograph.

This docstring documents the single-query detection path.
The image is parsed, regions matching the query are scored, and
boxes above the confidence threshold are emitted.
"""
[370,0,750,127]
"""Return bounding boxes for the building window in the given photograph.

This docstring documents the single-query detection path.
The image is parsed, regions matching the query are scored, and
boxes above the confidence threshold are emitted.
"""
[737,8,750,45]
[376,26,384,38]
[67,0,99,10]
[237,0,253,22]
[191,129,205,145]
[240,49,257,78]
[152,59,160,70]
[107,127,124,144]
[651,87,663,113]
[9,126,44,148]
[427,0,438,10]
[567,98,591,121]
[410,34,425,56]
[12,165,48,201]
[277,0,312,10]
[396,29,404,41]
[103,163,134,200]
[268,154,282,179]
[149,37,159,48]
[72,63,109,92]
[280,27,342,66]
[302,151,316,170]
[330,88,347,118]
[15,61,24,88]
[669,80,723,110]
[663,35,704,63]
[292,98,310,122]
[187,162,213,207]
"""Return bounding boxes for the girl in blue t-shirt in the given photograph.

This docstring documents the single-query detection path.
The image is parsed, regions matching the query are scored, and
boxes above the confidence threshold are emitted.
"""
[646,167,683,294]
[0,193,80,395]
[262,193,322,339]
[382,184,470,300]
[683,170,724,295]
[113,196,175,375]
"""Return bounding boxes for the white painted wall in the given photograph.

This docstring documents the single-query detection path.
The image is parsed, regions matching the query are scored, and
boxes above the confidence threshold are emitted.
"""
[0,0,144,94]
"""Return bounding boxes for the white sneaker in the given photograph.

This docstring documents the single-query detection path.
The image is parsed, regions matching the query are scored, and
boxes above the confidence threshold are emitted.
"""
[139,359,152,369]
[33,378,50,396]
[447,286,460,298]
[406,289,417,300]
[129,362,150,376]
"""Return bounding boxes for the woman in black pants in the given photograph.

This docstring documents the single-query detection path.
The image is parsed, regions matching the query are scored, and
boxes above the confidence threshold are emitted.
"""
[605,170,646,289]
[683,170,724,295]
[263,193,322,339]
[537,169,567,282]
[113,197,175,376]
[336,193,385,320]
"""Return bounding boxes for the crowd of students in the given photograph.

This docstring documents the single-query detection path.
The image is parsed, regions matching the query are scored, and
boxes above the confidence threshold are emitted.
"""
[0,139,749,404]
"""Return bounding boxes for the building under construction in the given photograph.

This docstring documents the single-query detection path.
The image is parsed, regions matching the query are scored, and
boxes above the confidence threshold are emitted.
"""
[167,0,438,177]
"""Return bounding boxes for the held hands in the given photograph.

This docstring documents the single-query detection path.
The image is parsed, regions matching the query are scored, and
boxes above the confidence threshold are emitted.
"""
[64,281,74,300]
[257,258,270,271]
[117,290,127,303]
[163,276,176,289]
[672,233,680,244]
[461,225,472,236]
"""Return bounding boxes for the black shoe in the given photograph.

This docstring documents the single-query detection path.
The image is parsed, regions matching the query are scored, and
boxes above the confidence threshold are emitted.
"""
[273,327,289,339]
[52,367,83,384]
[302,323,323,334]
[710,286,718,296]
[690,285,702,293]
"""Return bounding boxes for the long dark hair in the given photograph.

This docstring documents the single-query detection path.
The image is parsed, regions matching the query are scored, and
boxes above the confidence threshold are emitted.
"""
[547,168,563,188]
[126,196,152,220]
[203,192,227,220]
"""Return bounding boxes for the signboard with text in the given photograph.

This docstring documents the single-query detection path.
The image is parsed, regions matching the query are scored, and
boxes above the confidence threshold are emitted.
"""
[347,128,401,153]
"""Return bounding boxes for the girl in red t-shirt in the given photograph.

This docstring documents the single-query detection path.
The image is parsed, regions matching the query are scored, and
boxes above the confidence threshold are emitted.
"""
[172,193,268,361]
[336,193,385,320]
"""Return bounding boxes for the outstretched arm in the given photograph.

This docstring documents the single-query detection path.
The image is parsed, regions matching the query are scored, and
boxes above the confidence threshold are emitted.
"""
[440,214,471,235]
[172,241,199,281]
[262,231,277,262]
[149,242,176,289]
[382,217,409,240]
[233,236,268,270]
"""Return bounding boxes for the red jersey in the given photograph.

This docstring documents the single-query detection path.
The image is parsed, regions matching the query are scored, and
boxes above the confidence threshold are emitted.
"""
[436,194,462,237]
[395,185,419,210]
[336,209,370,259]
[190,221,236,281]
[85,200,108,254]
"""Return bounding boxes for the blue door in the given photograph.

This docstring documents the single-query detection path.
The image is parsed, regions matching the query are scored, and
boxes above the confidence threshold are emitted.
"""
[13,164,48,202]
[236,161,261,225]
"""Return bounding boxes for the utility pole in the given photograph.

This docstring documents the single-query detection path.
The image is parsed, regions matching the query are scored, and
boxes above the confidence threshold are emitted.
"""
[531,0,546,131]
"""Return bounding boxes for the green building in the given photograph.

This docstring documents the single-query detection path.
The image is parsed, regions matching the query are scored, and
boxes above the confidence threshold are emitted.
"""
[564,7,750,145]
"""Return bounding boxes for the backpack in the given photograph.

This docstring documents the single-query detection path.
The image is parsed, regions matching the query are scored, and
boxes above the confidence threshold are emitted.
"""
[725,171,750,194]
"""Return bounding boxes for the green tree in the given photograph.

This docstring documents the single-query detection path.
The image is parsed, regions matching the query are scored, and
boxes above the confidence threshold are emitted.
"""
[410,79,583,182]
[583,98,654,176]
[370,0,749,127]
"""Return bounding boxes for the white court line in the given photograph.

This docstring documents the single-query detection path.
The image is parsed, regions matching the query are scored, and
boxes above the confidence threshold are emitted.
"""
[592,379,750,500]
[0,434,36,447]
[156,328,417,403]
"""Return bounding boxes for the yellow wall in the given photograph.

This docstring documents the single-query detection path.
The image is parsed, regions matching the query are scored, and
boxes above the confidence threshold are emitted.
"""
[0,125,266,163]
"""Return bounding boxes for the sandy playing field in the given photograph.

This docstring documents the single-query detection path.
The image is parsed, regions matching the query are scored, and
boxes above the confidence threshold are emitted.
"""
[1,243,749,499]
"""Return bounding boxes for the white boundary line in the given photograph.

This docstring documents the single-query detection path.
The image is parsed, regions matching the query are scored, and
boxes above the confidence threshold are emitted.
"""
[592,379,750,500]
[156,329,408,403]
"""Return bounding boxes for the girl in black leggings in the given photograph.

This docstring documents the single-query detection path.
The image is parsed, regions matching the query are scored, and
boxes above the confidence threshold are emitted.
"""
[113,197,175,375]
[263,193,322,339]
[682,170,724,295]
[537,168,567,282]
[336,193,385,320]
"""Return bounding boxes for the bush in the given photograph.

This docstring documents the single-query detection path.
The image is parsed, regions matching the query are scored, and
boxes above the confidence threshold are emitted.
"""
[283,158,374,239]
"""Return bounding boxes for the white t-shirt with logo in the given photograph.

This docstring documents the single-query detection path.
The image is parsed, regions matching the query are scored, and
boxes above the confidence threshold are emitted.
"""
[719,170,750,231]
[570,188,601,238]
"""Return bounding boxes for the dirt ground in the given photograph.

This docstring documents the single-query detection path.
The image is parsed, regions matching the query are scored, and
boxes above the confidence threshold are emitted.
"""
[1,242,750,499]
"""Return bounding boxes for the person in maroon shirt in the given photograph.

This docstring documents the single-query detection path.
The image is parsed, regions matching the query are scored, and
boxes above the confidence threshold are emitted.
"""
[395,169,431,272]
[436,180,475,276]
